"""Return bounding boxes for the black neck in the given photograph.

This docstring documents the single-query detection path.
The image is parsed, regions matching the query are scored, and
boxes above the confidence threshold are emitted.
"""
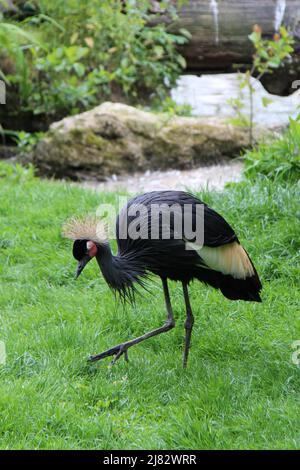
[95,243,146,301]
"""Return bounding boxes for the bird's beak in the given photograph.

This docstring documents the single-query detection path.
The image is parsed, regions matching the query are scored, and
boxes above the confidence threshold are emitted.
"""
[75,254,91,279]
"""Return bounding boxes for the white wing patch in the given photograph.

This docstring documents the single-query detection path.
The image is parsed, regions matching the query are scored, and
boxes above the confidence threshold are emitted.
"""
[187,241,255,279]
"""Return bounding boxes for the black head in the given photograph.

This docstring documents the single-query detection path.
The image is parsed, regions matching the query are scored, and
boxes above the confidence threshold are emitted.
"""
[73,239,98,278]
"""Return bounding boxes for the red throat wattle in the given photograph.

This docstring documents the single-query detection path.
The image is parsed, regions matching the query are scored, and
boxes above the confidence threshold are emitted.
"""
[87,241,98,258]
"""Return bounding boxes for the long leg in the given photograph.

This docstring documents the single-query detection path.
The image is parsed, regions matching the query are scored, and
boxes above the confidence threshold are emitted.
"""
[89,278,175,364]
[182,282,195,368]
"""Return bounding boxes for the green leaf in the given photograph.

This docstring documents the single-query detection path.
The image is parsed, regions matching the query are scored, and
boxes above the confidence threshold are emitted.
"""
[248,31,261,45]
[267,58,281,68]
[262,97,273,107]
[73,63,85,77]
[176,55,186,69]
[179,28,192,40]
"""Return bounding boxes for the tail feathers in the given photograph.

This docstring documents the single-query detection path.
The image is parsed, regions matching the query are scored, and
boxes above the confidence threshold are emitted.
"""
[220,272,262,302]
[195,241,262,302]
[195,266,262,302]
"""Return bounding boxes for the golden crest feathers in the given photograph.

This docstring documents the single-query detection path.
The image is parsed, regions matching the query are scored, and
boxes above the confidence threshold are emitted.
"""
[62,216,108,243]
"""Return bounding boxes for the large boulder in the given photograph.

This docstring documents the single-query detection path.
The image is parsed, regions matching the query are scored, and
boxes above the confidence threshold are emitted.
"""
[31,102,265,180]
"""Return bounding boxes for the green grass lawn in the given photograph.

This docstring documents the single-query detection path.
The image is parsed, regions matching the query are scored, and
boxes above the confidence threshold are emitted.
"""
[0,164,299,449]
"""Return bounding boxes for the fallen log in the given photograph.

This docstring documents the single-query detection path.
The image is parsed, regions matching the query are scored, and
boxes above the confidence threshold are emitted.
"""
[170,0,300,95]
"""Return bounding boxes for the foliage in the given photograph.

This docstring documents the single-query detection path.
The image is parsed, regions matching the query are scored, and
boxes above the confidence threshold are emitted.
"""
[249,25,294,75]
[31,45,93,115]
[243,117,300,183]
[227,75,251,128]
[229,25,294,144]
[0,160,35,182]
[146,96,192,116]
[0,18,40,103]
[0,0,189,118]
[0,167,299,449]
[4,129,45,152]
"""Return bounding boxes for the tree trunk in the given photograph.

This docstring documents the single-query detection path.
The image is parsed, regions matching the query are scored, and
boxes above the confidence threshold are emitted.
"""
[171,0,300,95]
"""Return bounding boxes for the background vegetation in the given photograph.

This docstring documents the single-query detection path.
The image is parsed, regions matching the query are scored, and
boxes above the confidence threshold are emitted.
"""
[0,0,189,124]
[244,117,300,182]
[228,25,294,145]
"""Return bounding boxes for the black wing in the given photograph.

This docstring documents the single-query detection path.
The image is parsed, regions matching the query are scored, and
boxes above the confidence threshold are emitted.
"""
[202,204,238,247]
[116,191,238,254]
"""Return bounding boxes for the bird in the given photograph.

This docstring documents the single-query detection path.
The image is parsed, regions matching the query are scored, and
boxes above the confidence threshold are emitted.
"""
[63,190,262,367]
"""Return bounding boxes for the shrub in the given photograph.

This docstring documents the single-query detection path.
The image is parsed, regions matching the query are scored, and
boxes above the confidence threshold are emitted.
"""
[243,117,300,183]
[228,25,294,145]
[146,96,192,116]
[0,0,189,119]
[0,160,35,182]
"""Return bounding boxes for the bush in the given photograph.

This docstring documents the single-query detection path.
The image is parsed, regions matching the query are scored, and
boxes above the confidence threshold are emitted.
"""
[0,0,189,119]
[145,96,192,116]
[0,161,35,183]
[243,117,300,183]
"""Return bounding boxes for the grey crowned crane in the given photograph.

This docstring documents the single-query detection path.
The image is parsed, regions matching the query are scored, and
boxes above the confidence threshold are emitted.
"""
[63,190,262,367]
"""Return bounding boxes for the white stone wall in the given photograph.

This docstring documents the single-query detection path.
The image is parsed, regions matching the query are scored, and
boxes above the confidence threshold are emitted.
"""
[172,74,300,129]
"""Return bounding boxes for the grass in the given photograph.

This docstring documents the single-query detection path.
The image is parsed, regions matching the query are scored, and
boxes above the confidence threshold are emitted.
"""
[244,117,300,183]
[0,163,299,449]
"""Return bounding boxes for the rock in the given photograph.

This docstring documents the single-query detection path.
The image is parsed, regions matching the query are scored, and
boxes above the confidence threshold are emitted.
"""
[0,0,17,13]
[31,102,264,180]
[0,145,19,160]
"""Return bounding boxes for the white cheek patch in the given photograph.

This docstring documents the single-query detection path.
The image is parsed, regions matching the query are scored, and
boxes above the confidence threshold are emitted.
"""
[87,241,93,250]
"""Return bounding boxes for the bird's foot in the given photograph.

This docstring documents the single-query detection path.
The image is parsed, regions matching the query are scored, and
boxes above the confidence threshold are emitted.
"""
[110,344,129,365]
[89,343,129,365]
